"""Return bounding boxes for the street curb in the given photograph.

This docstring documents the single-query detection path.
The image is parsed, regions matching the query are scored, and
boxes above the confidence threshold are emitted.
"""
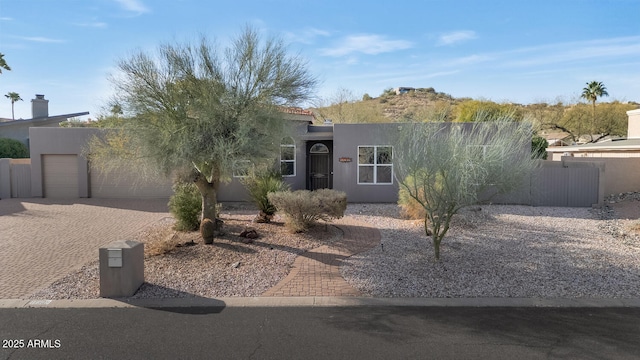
[2,297,640,309]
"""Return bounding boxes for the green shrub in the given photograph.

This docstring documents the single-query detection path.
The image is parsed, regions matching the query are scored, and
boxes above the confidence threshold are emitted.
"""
[268,189,347,233]
[532,135,549,160]
[0,138,29,158]
[168,182,202,231]
[241,170,290,223]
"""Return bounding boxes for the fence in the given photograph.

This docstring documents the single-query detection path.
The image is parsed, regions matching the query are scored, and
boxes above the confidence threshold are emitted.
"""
[1,157,637,207]
[531,164,600,207]
[0,158,32,199]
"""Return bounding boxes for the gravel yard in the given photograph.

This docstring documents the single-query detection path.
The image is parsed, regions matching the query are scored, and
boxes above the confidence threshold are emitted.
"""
[30,210,342,300]
[342,203,640,298]
[29,202,640,300]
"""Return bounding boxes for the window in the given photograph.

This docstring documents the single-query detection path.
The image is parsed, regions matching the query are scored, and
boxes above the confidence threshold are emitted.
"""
[358,146,393,184]
[232,160,253,178]
[280,137,296,177]
[309,143,329,153]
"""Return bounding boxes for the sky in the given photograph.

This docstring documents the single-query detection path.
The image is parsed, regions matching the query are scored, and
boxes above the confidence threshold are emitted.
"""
[0,0,639,120]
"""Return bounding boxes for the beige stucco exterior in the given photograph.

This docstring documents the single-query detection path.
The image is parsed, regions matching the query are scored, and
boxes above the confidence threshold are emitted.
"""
[563,157,640,196]
[29,127,172,198]
[628,109,640,139]
[551,150,640,161]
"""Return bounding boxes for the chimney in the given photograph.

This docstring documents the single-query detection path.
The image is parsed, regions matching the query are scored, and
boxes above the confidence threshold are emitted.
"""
[31,94,49,118]
[627,109,640,139]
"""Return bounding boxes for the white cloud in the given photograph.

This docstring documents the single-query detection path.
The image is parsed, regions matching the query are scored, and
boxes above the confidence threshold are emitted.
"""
[0,17,13,21]
[284,27,331,44]
[74,21,108,29]
[437,30,477,46]
[503,36,640,68]
[319,34,413,57]
[14,36,66,43]
[114,0,150,14]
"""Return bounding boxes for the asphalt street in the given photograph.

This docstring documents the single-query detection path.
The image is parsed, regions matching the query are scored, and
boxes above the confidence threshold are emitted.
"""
[2,306,640,359]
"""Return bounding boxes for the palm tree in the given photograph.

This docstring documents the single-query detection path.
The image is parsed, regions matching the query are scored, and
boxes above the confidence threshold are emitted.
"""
[581,81,609,141]
[0,53,10,74]
[5,92,23,120]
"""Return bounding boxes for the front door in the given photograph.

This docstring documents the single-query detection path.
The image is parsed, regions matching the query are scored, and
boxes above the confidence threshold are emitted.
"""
[307,141,333,190]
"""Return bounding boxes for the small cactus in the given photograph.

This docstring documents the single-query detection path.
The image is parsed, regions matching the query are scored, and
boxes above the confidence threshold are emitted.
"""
[200,218,215,244]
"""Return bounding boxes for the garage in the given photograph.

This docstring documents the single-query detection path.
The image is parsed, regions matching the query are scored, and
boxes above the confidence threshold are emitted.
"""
[42,154,79,198]
[89,164,172,199]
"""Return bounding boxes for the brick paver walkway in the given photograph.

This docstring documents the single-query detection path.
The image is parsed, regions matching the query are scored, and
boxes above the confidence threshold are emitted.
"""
[0,198,170,298]
[262,217,381,297]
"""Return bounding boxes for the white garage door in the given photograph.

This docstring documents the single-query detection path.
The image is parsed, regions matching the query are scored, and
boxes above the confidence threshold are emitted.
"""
[89,164,172,198]
[43,155,79,198]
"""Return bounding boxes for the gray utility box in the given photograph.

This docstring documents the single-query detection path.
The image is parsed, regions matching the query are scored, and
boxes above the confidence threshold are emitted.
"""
[99,240,144,298]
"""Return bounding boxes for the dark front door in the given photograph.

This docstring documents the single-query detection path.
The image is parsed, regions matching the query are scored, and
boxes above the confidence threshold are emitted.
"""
[307,141,333,190]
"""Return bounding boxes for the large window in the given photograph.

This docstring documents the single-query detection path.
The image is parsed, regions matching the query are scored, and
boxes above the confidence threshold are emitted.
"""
[280,137,296,177]
[358,146,393,184]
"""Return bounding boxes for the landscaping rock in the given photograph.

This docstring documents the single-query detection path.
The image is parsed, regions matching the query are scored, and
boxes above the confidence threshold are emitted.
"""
[239,228,259,239]
[604,191,640,204]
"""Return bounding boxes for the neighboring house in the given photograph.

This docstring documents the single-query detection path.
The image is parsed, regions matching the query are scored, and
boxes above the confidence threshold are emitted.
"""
[547,109,640,161]
[541,131,573,147]
[394,87,415,95]
[0,94,89,148]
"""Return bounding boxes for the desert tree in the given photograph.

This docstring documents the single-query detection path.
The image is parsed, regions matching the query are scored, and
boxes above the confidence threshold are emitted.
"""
[89,27,317,232]
[4,92,22,120]
[543,101,634,144]
[455,99,524,122]
[581,81,609,141]
[0,53,10,74]
[312,87,388,124]
[394,113,538,260]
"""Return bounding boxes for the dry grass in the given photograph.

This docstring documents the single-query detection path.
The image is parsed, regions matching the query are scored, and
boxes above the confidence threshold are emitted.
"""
[626,220,640,235]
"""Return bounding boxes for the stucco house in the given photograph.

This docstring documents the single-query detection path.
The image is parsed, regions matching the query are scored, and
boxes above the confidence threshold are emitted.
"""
[218,110,401,203]
[27,109,404,202]
[0,94,89,148]
[546,109,640,161]
[19,106,536,203]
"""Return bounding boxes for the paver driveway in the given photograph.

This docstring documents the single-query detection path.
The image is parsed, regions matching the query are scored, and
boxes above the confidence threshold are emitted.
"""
[0,198,171,298]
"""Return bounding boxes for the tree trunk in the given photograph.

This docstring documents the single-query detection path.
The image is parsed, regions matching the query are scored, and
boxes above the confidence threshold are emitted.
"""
[200,186,218,225]
[433,235,441,261]
[591,100,596,142]
[192,170,220,230]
